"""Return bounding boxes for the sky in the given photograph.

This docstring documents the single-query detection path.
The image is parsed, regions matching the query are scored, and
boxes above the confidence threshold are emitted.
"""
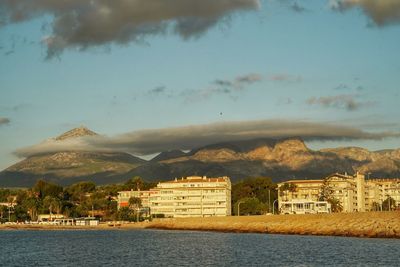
[1,0,400,170]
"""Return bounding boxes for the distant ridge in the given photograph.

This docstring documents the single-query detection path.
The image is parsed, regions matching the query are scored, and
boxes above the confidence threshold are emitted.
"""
[151,150,187,162]
[0,127,145,187]
[0,128,399,187]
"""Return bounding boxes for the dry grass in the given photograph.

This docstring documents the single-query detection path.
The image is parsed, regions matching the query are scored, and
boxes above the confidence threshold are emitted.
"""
[1,212,399,238]
[146,212,400,238]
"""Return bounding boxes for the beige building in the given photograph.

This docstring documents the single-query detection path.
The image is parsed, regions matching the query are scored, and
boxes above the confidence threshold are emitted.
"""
[117,176,232,218]
[366,179,400,209]
[117,189,151,209]
[149,176,231,218]
[277,172,381,213]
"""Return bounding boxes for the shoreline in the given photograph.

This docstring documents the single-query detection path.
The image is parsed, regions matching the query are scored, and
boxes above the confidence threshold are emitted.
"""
[146,212,400,239]
[1,212,399,239]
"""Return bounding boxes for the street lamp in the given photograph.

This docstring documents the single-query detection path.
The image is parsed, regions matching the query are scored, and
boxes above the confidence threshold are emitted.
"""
[237,201,244,216]
[268,190,271,213]
[272,199,279,215]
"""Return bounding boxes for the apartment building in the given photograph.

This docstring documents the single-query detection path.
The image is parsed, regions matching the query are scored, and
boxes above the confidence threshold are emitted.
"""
[117,176,232,218]
[366,179,400,209]
[117,189,151,209]
[149,176,231,218]
[278,172,368,213]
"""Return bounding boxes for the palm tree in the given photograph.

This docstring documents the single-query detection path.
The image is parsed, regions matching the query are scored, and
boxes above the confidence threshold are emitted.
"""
[288,183,297,200]
[129,197,142,210]
[279,183,290,201]
[25,196,40,221]
[43,196,61,220]
[129,197,142,222]
[280,183,297,201]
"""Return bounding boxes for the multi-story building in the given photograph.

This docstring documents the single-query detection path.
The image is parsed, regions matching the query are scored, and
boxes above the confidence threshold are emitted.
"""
[278,172,368,213]
[149,176,231,218]
[117,189,151,209]
[117,176,232,218]
[366,179,400,209]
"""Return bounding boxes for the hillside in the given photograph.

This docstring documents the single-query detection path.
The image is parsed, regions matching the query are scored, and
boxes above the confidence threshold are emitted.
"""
[135,138,400,182]
[1,128,399,187]
[0,127,146,187]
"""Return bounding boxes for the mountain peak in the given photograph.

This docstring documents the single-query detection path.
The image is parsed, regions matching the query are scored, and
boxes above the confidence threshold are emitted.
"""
[55,126,98,141]
[151,150,187,162]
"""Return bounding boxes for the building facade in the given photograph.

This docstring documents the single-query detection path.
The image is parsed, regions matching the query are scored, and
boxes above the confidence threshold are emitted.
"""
[366,179,400,209]
[277,172,400,213]
[117,190,151,209]
[149,176,232,218]
[118,176,232,218]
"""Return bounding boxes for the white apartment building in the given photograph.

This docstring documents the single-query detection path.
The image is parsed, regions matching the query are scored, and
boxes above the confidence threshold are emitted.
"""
[117,176,232,218]
[149,176,231,218]
[278,172,374,213]
[366,179,400,209]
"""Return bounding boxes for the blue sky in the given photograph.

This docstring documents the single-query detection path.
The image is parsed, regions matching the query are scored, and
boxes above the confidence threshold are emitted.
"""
[1,0,400,169]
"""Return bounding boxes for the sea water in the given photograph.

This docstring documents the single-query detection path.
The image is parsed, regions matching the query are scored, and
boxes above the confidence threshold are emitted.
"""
[0,230,399,266]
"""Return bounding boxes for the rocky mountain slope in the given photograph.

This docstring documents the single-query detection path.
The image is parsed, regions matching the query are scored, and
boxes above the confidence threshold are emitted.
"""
[0,128,399,187]
[0,127,145,187]
[132,138,400,183]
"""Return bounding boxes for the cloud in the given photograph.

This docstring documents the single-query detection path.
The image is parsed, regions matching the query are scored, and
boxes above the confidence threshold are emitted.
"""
[280,0,308,13]
[0,117,10,126]
[331,0,400,26]
[0,0,260,58]
[148,86,166,95]
[307,94,372,111]
[334,84,349,90]
[290,2,307,13]
[184,73,262,102]
[213,73,262,89]
[4,50,14,56]
[182,87,233,103]
[269,74,302,82]
[14,119,400,157]
[235,73,263,84]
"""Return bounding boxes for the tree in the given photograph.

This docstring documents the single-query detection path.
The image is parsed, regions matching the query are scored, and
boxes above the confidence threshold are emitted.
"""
[129,197,142,210]
[232,177,277,214]
[319,179,343,213]
[65,181,96,203]
[382,196,396,211]
[43,196,61,216]
[125,176,144,191]
[33,180,63,199]
[371,202,381,211]
[23,196,41,221]
[117,207,133,221]
[327,197,343,213]
[129,197,143,221]
[280,183,297,201]
[234,197,268,216]
[0,205,8,222]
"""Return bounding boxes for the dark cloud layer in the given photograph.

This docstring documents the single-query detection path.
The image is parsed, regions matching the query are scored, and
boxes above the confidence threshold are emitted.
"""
[0,0,260,58]
[15,119,400,157]
[332,0,400,26]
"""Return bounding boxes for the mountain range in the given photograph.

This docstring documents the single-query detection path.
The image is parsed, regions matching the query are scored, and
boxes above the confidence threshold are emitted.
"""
[0,127,399,187]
